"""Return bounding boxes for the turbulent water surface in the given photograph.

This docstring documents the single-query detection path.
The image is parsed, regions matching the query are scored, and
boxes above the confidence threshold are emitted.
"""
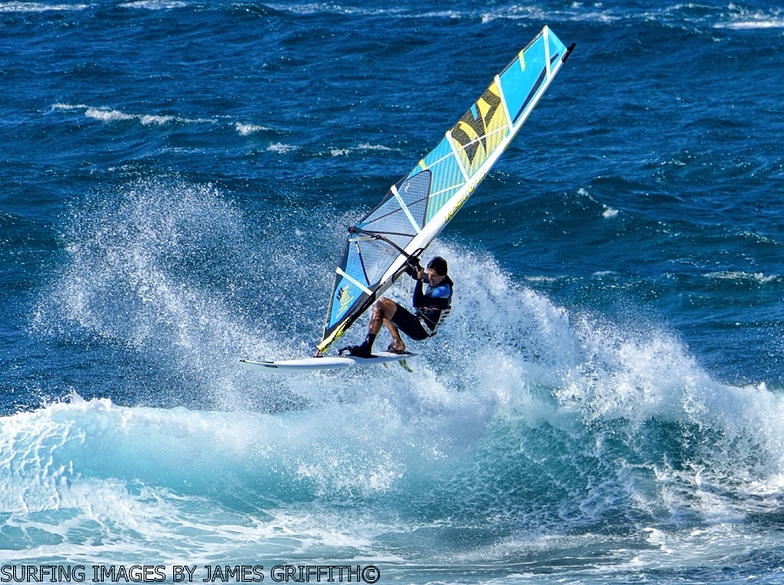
[2,1,784,583]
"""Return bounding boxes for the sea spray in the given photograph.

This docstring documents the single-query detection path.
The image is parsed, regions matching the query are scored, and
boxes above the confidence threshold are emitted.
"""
[17,235,784,566]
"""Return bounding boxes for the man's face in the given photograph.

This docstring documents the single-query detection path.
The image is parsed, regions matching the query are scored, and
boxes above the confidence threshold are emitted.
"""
[426,268,445,286]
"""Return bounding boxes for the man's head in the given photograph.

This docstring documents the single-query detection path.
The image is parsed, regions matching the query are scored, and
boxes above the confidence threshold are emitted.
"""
[425,256,448,286]
[427,256,448,276]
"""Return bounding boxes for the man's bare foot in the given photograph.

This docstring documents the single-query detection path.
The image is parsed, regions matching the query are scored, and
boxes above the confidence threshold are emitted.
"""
[386,343,407,354]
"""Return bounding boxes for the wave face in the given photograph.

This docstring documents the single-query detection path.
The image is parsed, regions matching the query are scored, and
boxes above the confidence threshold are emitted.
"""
[2,1,784,583]
[4,308,784,579]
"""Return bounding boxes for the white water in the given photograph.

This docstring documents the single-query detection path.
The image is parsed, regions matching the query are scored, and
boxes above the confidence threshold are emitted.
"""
[11,179,784,580]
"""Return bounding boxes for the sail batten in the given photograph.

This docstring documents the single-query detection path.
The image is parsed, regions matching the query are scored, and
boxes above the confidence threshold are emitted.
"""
[317,26,574,354]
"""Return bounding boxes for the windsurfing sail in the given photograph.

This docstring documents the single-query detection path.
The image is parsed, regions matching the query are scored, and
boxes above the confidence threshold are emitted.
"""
[317,26,575,354]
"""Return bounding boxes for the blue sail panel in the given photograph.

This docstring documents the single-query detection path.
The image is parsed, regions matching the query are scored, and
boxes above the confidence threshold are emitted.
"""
[548,29,568,65]
[412,137,466,222]
[499,36,546,124]
[325,246,368,332]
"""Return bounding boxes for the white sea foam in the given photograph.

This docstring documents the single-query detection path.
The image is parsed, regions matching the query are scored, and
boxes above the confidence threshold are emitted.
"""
[0,394,399,562]
[481,6,547,24]
[716,20,784,29]
[318,144,396,157]
[264,4,406,17]
[602,206,619,218]
[32,179,287,410]
[22,181,784,567]
[51,103,89,111]
[714,10,784,30]
[139,114,176,125]
[85,107,135,122]
[267,142,298,153]
[0,2,88,12]
[55,104,212,127]
[738,230,780,246]
[6,1,775,32]
[703,270,779,284]
[235,122,271,136]
[356,143,394,151]
[119,0,188,9]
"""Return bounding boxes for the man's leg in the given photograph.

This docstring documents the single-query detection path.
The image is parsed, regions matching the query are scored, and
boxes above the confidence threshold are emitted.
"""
[347,298,400,356]
[384,320,406,352]
[370,298,406,352]
[368,298,405,351]
[367,298,393,334]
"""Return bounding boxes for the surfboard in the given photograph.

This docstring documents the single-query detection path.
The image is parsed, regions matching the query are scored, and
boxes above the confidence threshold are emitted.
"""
[240,351,415,373]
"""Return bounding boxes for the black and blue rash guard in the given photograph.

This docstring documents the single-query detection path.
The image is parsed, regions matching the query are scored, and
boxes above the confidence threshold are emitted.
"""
[413,275,453,334]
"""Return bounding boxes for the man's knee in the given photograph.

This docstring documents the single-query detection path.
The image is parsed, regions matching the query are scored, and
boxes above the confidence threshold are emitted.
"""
[377,297,397,316]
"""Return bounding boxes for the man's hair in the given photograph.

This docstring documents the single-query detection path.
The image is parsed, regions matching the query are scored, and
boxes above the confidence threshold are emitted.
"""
[428,256,448,276]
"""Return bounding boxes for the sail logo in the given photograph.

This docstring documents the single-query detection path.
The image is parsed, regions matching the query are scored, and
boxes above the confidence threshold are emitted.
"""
[336,285,354,317]
[445,191,471,224]
[450,82,507,173]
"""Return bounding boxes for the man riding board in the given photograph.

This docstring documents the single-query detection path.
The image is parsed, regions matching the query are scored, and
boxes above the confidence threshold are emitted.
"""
[341,256,453,357]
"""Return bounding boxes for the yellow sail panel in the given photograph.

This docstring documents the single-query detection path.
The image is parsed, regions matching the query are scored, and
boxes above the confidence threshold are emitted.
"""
[449,81,510,178]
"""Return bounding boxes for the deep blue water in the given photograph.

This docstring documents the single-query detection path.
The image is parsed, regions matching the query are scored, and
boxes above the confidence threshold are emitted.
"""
[2,1,784,583]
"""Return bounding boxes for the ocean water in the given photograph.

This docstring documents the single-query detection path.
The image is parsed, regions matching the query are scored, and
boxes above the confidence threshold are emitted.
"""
[2,1,784,583]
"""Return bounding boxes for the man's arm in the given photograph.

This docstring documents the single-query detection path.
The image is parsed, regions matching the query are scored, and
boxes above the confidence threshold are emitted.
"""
[412,277,426,308]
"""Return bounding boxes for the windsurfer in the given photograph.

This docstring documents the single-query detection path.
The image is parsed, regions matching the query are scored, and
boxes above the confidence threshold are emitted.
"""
[341,256,453,357]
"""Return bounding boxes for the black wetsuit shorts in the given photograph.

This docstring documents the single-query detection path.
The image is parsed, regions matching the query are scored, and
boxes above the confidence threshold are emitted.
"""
[390,304,431,341]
